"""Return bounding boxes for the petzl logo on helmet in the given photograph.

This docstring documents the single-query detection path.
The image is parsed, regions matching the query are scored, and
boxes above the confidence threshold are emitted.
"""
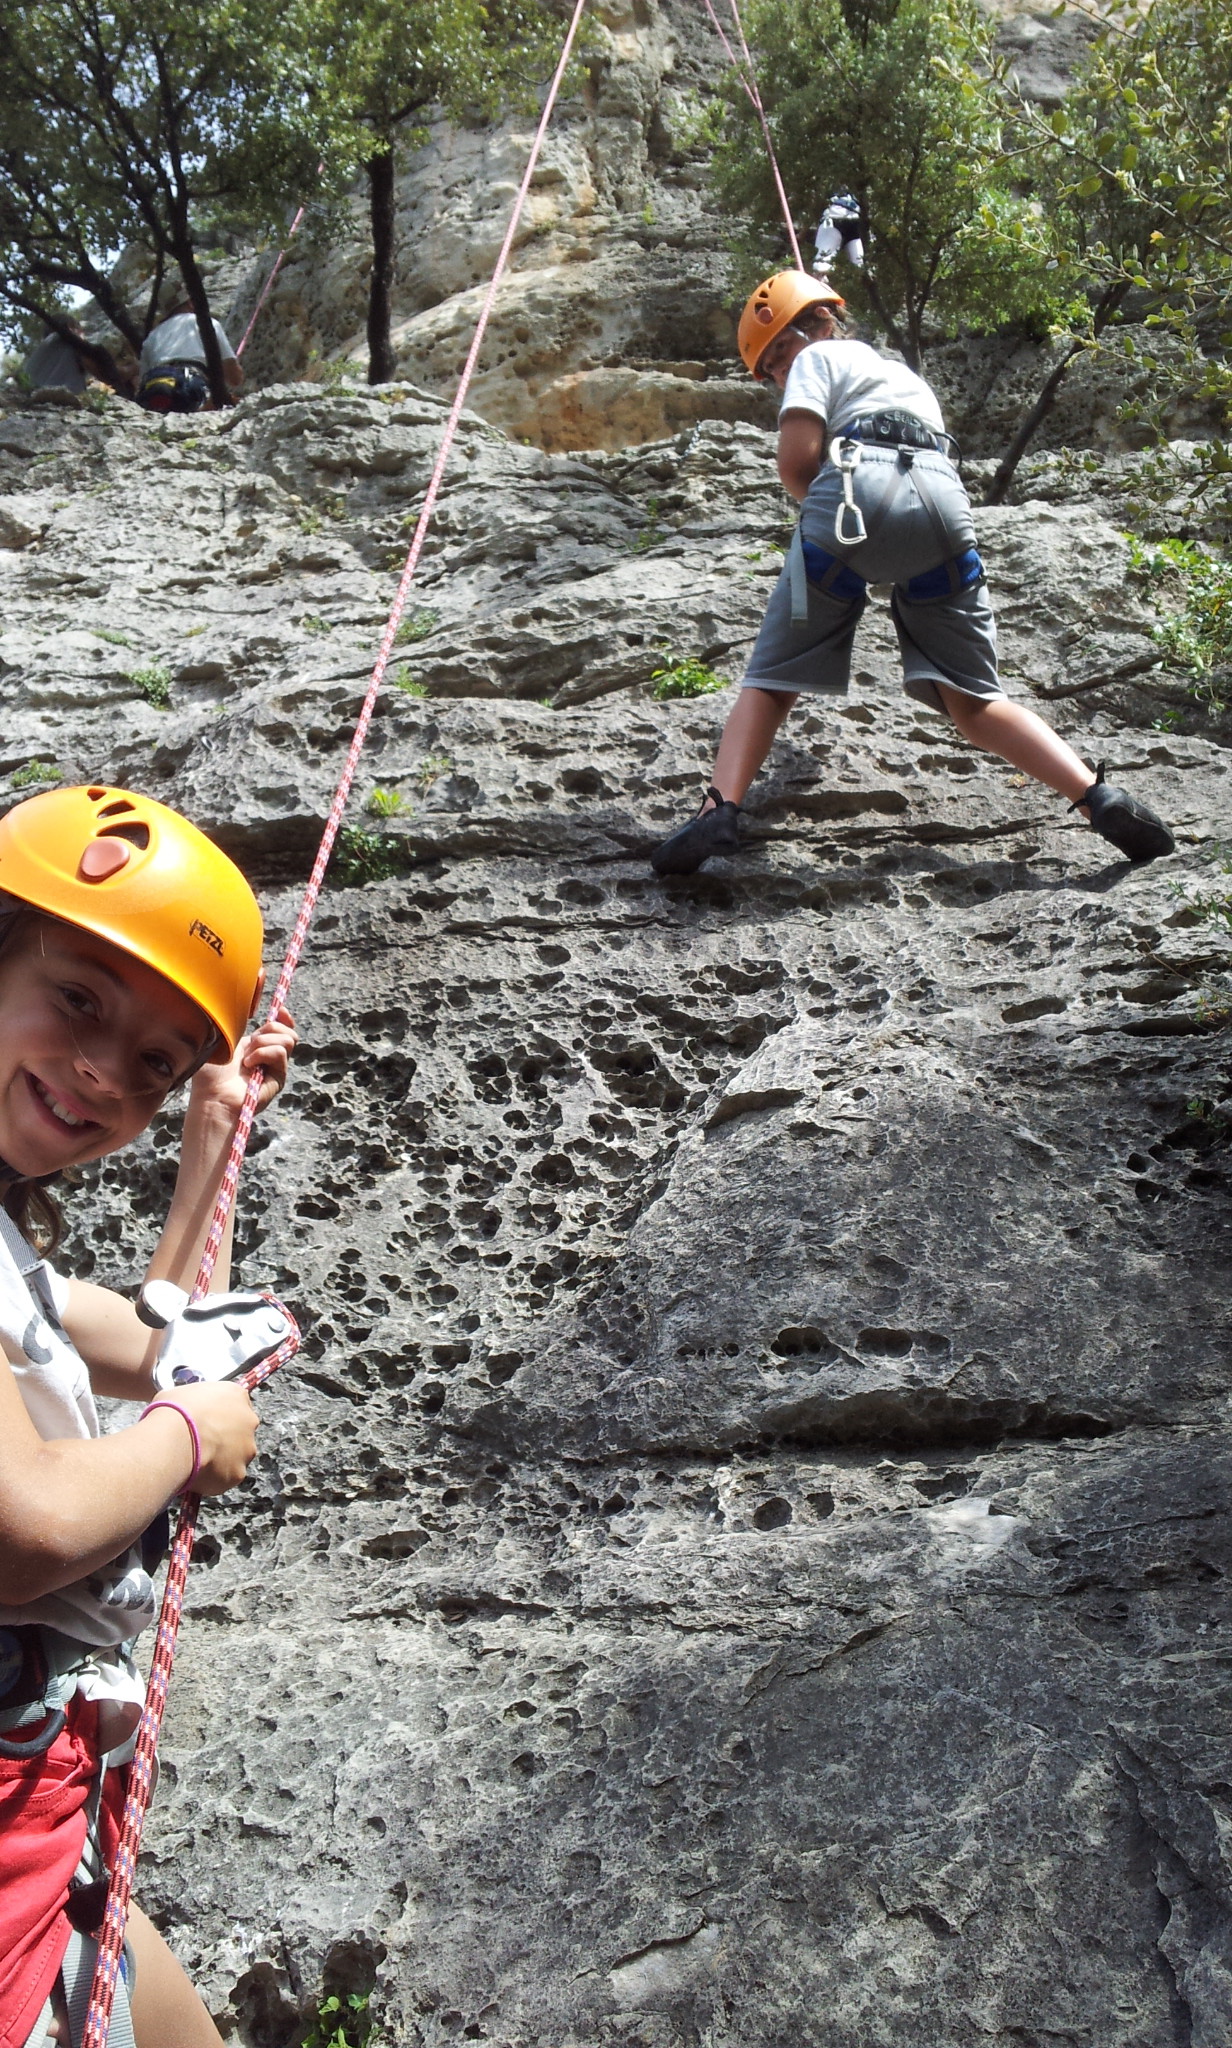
[189,918,225,957]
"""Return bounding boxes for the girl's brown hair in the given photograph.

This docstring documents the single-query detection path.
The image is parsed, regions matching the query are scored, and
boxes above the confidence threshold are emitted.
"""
[0,897,66,1253]
[4,1179,65,1257]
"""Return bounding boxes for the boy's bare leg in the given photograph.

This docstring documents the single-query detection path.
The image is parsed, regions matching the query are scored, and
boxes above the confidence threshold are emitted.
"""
[127,1904,225,2048]
[936,682,1093,809]
[706,686,800,808]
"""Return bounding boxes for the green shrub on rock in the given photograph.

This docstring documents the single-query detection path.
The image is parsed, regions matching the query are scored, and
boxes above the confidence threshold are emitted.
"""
[651,659,726,701]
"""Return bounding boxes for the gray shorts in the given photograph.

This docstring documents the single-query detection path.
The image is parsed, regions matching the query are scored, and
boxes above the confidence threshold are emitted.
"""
[742,447,1004,713]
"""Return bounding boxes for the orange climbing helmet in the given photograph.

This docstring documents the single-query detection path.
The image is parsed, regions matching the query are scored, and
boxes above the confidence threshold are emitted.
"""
[738,270,846,379]
[0,786,264,1057]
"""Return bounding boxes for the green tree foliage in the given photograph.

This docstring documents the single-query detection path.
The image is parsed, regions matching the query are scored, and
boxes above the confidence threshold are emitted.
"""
[1030,0,1232,319]
[309,0,571,384]
[710,0,1062,369]
[987,0,1232,499]
[0,0,351,401]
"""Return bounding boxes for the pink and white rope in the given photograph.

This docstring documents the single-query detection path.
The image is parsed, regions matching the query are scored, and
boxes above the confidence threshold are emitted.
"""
[82,3,589,2035]
[699,0,804,269]
[235,169,323,359]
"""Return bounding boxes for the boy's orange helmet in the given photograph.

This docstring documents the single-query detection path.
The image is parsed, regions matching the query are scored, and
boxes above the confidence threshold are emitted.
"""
[0,786,264,1057]
[738,270,846,378]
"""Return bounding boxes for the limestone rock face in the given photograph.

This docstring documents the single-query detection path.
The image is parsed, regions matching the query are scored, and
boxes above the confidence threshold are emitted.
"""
[2,386,1230,2046]
[231,0,766,451]
[221,0,1175,461]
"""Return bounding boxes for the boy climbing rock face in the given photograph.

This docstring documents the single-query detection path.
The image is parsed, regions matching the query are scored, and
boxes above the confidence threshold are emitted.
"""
[651,270,1175,876]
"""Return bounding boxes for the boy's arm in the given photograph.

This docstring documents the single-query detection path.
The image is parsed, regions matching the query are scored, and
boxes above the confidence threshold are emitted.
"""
[778,408,828,502]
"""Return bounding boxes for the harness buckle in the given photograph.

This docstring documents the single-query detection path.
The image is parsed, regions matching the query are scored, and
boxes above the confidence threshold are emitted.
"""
[831,434,868,546]
[139,1280,296,1388]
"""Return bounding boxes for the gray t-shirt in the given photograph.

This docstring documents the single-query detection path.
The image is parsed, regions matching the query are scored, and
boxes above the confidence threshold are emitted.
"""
[781,338,945,436]
[139,312,237,376]
[22,334,87,393]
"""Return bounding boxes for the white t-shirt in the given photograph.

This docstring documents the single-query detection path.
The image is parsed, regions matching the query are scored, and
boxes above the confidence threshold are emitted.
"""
[781,339,945,436]
[139,313,236,376]
[0,1209,156,1659]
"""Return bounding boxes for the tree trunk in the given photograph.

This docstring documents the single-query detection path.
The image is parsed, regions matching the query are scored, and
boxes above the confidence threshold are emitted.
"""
[172,232,229,408]
[984,281,1131,506]
[367,146,397,385]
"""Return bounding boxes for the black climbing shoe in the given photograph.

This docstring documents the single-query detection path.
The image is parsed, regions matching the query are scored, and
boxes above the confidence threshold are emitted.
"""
[650,787,741,876]
[1071,762,1175,863]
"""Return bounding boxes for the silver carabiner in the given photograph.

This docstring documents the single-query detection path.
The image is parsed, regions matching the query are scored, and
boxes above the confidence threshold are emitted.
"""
[831,435,868,547]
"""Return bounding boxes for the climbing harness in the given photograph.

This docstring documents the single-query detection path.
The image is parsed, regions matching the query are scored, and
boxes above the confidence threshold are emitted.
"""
[699,0,803,268]
[788,415,983,623]
[839,410,961,462]
[0,1626,85,1760]
[80,2,592,2038]
[235,167,323,359]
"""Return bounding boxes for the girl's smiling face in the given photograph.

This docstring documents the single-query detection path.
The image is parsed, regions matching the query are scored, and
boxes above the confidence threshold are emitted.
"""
[0,915,213,1177]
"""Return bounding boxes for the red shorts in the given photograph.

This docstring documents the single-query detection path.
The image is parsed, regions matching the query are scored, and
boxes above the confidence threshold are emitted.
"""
[0,1697,125,2048]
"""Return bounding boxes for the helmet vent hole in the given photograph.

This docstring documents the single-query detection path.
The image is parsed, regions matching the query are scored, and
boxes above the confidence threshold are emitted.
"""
[98,799,136,817]
[87,787,108,801]
[99,823,151,850]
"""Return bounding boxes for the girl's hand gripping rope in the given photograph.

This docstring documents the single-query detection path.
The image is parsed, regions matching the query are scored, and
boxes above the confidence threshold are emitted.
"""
[189,1005,296,1120]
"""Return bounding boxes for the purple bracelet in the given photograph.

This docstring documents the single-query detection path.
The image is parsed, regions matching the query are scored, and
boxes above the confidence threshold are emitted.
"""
[139,1399,202,1490]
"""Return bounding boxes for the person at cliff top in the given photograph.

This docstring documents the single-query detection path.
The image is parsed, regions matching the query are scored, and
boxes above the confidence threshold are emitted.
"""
[137,298,243,414]
[0,785,294,2048]
[651,270,1175,875]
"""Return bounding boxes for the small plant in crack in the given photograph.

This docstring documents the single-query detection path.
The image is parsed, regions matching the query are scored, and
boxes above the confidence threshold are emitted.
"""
[651,656,726,701]
[1175,847,1232,940]
[416,754,453,792]
[366,785,410,818]
[395,608,440,645]
[630,497,667,553]
[128,662,172,709]
[9,759,60,787]
[333,826,413,886]
[302,1992,372,2048]
[390,667,429,697]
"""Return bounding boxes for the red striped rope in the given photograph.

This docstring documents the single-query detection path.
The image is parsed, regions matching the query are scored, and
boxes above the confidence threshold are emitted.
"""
[699,0,804,269]
[82,2,589,2035]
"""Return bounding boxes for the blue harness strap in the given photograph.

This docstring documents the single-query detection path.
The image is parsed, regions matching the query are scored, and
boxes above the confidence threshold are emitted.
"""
[800,537,868,602]
[902,545,985,604]
[789,527,868,620]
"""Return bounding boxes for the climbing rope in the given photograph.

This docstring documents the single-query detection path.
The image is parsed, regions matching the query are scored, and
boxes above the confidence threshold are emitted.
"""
[699,0,803,269]
[235,171,322,359]
[81,1,590,2035]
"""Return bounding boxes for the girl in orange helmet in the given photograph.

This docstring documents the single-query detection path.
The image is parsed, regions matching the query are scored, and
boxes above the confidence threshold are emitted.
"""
[0,786,296,2048]
[651,269,1174,874]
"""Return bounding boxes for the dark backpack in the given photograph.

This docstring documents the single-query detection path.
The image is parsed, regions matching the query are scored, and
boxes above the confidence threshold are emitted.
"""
[138,360,210,413]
